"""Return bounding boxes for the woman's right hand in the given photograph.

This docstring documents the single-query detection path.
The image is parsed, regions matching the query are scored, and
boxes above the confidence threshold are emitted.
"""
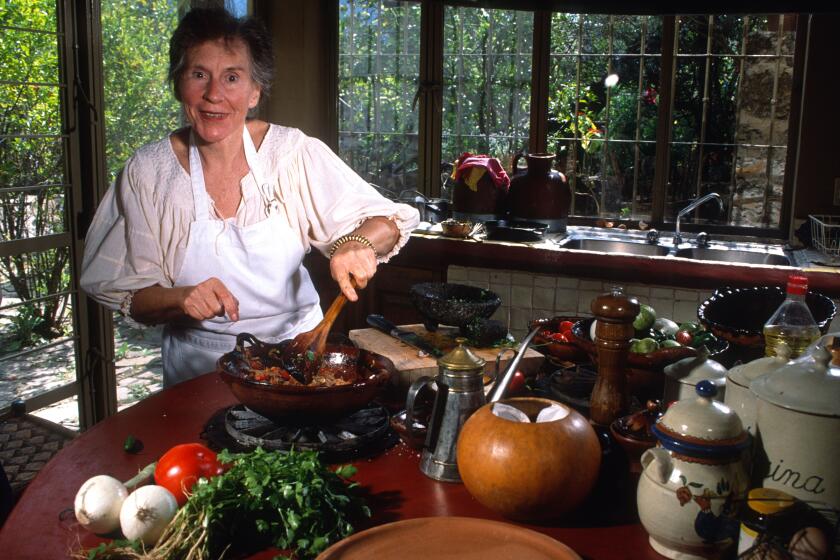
[179,277,240,321]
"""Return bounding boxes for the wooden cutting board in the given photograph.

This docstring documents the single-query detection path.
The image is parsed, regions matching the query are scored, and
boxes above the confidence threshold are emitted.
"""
[349,324,544,394]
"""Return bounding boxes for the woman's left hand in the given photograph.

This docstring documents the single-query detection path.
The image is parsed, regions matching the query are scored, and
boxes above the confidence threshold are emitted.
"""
[329,240,377,301]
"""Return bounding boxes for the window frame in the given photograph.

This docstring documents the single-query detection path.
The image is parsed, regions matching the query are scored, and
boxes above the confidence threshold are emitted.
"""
[341,1,809,239]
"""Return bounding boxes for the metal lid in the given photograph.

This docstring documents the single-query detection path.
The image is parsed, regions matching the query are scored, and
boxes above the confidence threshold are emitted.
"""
[652,381,748,459]
[437,337,486,372]
[751,344,840,417]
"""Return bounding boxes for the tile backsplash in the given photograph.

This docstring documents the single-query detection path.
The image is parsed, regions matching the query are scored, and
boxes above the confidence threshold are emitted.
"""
[447,265,840,341]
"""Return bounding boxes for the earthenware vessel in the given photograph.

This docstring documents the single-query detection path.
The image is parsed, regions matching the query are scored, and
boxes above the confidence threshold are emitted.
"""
[506,153,571,233]
[751,343,840,514]
[456,397,601,521]
[638,381,749,560]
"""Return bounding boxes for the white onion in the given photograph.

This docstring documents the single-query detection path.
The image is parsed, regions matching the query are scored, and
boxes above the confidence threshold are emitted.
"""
[120,485,178,546]
[74,475,129,534]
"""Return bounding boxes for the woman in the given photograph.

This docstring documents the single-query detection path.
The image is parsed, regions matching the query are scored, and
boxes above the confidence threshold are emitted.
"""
[81,8,419,387]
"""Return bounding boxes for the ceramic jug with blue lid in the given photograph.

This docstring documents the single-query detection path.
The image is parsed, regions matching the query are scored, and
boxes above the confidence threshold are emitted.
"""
[638,381,750,560]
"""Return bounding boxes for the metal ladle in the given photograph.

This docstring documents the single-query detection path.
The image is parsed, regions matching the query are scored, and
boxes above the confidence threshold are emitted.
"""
[486,325,542,402]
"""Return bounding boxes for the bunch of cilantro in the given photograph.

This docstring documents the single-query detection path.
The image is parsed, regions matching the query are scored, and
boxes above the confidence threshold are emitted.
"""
[91,447,370,560]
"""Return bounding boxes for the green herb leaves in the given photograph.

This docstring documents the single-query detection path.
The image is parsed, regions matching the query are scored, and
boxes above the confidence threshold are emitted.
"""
[158,448,369,560]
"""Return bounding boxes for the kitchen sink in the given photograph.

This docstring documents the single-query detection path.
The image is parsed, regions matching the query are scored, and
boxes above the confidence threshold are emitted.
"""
[558,238,671,257]
[673,247,791,266]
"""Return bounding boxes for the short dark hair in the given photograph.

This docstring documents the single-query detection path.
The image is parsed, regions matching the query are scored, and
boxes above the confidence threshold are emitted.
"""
[168,7,273,106]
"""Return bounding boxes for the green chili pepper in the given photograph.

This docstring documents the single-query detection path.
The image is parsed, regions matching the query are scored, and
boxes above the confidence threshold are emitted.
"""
[123,434,141,453]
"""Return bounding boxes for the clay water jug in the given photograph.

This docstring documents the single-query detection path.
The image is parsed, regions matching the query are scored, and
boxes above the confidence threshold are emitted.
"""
[507,153,571,233]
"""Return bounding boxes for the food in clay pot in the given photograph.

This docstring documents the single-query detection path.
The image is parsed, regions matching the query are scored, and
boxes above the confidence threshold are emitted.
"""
[217,333,395,421]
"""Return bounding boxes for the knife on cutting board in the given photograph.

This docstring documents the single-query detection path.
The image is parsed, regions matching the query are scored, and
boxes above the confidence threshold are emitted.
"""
[366,314,444,357]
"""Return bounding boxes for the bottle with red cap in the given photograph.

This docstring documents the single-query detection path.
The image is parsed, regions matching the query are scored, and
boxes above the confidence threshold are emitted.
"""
[762,275,821,358]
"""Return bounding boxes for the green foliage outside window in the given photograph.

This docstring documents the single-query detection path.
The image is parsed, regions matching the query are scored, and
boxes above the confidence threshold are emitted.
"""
[1,1,183,353]
[101,0,183,183]
[1,0,70,349]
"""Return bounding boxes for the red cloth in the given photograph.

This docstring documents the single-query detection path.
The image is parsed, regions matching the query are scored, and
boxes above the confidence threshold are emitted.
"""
[454,152,511,190]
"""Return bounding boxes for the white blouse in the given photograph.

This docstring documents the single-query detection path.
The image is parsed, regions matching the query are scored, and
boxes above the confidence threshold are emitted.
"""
[80,124,420,311]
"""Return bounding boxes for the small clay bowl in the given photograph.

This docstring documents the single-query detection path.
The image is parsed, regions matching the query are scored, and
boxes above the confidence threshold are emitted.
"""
[441,219,474,238]
[609,400,663,473]
[389,409,427,450]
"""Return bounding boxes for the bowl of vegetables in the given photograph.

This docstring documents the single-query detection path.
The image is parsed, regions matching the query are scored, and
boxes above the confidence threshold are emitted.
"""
[529,316,589,362]
[568,310,726,398]
[218,333,396,421]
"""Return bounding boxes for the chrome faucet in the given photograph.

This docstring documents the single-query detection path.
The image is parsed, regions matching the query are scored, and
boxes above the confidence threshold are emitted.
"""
[673,193,723,245]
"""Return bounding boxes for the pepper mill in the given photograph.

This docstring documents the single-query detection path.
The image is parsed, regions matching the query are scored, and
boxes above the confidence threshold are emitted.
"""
[589,287,639,426]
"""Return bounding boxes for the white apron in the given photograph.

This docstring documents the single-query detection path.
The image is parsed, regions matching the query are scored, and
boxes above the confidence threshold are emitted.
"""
[161,127,322,387]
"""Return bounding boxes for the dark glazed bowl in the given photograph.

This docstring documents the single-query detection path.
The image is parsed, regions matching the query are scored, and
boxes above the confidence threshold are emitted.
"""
[217,335,395,422]
[698,286,837,348]
[409,282,502,333]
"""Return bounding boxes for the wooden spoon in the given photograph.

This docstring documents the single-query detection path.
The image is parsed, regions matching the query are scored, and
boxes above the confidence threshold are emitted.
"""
[279,280,356,385]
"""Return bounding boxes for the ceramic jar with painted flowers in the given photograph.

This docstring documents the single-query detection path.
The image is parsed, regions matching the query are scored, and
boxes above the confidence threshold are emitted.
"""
[637,381,750,560]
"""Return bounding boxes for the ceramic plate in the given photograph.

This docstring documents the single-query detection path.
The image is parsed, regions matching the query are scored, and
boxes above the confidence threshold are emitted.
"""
[316,517,581,560]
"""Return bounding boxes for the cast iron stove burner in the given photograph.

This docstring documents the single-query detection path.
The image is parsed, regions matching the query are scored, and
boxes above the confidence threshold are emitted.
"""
[202,404,397,462]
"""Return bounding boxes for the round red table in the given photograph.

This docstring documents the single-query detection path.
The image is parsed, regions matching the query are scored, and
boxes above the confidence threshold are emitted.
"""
[0,372,663,559]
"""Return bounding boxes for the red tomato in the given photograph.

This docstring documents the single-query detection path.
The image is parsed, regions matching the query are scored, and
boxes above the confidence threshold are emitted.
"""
[508,370,527,394]
[549,332,570,343]
[154,443,225,506]
[675,329,693,345]
[558,320,575,334]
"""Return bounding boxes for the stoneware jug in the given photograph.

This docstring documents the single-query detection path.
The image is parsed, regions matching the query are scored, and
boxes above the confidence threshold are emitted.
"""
[507,153,571,233]
[750,343,840,514]
[638,381,750,560]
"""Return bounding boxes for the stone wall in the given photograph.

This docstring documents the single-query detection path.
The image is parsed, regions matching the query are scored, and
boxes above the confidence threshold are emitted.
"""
[731,26,796,227]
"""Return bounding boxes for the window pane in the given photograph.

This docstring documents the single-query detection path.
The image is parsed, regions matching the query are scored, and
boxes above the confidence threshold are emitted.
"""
[0,2,76,426]
[442,6,532,169]
[0,137,64,189]
[549,14,659,220]
[0,0,57,32]
[102,1,182,184]
[668,14,795,229]
[672,57,702,145]
[0,84,63,136]
[581,15,611,54]
[732,146,780,227]
[338,0,421,196]
[0,28,59,83]
[0,185,67,241]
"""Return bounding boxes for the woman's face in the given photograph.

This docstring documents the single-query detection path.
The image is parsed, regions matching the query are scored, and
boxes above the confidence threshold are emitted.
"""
[178,38,261,145]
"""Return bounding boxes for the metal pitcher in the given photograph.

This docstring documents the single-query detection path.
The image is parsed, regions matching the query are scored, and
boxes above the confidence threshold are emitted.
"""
[405,338,486,482]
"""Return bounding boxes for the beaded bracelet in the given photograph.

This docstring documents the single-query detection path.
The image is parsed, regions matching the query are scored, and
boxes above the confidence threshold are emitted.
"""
[329,234,377,258]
